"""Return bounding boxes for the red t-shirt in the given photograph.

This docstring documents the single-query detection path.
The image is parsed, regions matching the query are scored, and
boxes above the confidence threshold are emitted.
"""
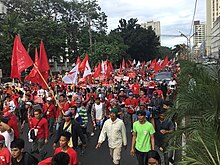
[54,147,78,165]
[7,114,20,139]
[0,148,11,165]
[138,96,150,104]
[56,101,70,119]
[42,103,56,119]
[38,157,52,165]
[153,89,163,98]
[132,84,140,95]
[29,117,49,139]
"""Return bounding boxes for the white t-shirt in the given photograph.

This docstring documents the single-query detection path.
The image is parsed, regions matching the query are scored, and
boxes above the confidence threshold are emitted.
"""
[0,130,14,152]
[168,80,177,89]
[95,103,103,120]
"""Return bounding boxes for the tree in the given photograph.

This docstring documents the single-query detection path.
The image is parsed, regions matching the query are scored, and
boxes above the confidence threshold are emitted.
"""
[167,61,220,164]
[111,18,160,61]
[159,46,173,59]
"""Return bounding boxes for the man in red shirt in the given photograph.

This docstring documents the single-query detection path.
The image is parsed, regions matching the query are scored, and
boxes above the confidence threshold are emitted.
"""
[29,106,49,161]
[132,80,140,98]
[138,89,150,105]
[54,131,78,165]
[42,97,56,136]
[0,135,11,165]
[125,92,138,131]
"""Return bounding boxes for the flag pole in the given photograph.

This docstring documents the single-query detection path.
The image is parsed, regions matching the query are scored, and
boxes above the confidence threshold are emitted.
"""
[33,64,64,115]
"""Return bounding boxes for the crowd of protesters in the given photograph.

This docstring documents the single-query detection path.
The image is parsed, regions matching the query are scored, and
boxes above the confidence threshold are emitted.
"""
[0,63,180,165]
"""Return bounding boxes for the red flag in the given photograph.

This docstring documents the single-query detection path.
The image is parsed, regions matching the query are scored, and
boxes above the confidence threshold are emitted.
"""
[109,61,113,71]
[93,62,101,78]
[122,57,125,69]
[76,56,81,65]
[127,59,133,67]
[39,40,50,72]
[149,58,157,69]
[154,62,161,73]
[25,48,39,84]
[105,61,113,78]
[79,54,89,72]
[11,35,33,79]
[161,56,168,68]
[141,61,146,71]
[119,64,122,74]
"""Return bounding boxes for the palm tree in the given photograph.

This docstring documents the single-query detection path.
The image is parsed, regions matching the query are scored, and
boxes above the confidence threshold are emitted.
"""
[167,61,220,164]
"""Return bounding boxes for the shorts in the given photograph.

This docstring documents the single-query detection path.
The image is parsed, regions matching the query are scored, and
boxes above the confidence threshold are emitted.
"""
[109,147,122,164]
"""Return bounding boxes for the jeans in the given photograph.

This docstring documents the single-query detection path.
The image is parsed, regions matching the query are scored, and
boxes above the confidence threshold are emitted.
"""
[135,148,147,165]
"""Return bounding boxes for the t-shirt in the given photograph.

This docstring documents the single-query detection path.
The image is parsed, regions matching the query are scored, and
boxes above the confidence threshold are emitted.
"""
[133,121,155,152]
[0,148,11,165]
[11,152,38,165]
[0,130,14,152]
[63,122,73,148]
[95,103,103,120]
[38,157,52,165]
[54,147,78,165]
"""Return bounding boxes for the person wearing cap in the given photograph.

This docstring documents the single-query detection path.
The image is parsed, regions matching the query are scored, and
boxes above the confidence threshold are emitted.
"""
[3,95,16,113]
[125,92,138,131]
[96,108,127,165]
[91,97,106,136]
[42,97,56,136]
[53,110,86,150]
[130,110,155,165]
[134,102,151,122]
[29,107,49,160]
[75,99,88,134]
[0,135,11,165]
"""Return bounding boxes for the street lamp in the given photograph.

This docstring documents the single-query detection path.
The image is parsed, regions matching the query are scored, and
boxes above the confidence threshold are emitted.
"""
[179,31,198,61]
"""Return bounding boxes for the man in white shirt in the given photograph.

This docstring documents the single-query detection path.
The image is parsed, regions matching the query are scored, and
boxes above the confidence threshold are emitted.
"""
[3,96,15,113]
[91,97,106,136]
[96,108,127,165]
[0,119,14,152]
[168,77,177,90]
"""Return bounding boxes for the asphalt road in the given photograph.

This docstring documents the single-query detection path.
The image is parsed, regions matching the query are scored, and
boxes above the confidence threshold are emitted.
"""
[20,118,138,165]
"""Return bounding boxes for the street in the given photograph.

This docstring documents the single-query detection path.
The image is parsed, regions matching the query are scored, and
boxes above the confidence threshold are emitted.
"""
[21,118,138,165]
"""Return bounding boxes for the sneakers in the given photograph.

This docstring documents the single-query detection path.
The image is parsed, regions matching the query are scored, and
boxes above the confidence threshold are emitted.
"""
[90,132,95,137]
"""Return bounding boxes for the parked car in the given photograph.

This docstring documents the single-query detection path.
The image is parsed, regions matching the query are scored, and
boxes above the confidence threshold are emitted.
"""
[154,71,173,84]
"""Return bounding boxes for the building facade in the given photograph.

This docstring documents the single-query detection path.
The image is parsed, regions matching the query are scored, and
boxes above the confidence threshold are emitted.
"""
[0,2,6,14]
[193,21,206,58]
[141,21,161,41]
[206,0,220,56]
[211,17,220,59]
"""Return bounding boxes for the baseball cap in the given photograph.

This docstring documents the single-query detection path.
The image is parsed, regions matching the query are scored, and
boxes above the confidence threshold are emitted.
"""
[136,110,146,116]
[47,97,52,101]
[33,104,42,111]
[3,106,10,113]
[128,92,133,96]
[25,102,32,106]
[64,110,72,117]
[110,108,118,115]
[0,135,5,144]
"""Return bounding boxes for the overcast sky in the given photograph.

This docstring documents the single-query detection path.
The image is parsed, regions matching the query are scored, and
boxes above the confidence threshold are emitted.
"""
[97,0,206,47]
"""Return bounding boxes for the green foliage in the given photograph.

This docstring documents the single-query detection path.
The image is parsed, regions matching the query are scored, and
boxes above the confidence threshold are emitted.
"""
[110,18,161,61]
[168,61,220,164]
[159,46,173,59]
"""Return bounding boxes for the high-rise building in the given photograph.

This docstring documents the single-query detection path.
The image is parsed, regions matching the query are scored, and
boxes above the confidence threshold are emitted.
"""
[206,0,220,56]
[0,2,6,14]
[193,21,206,58]
[141,21,161,40]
